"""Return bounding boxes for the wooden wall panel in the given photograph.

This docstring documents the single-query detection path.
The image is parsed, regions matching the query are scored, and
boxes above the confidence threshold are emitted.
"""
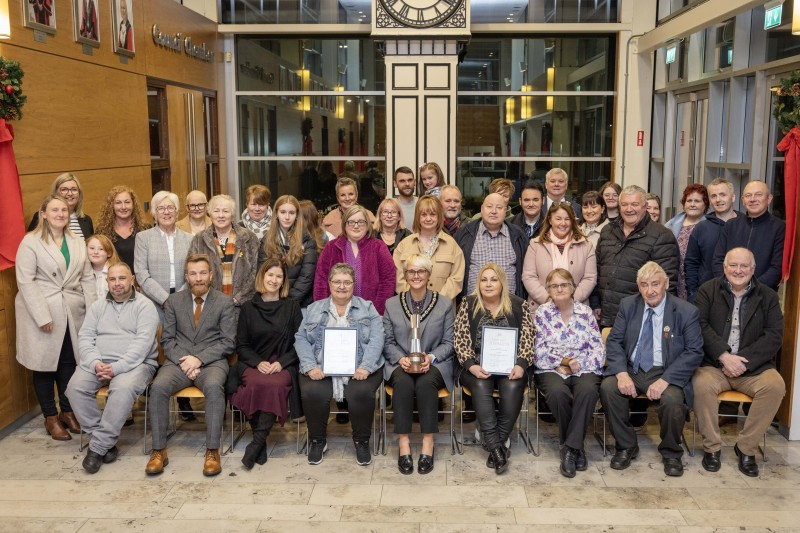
[0,270,36,430]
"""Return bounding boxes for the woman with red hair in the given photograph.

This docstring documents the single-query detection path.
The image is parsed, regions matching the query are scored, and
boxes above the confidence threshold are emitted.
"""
[665,183,709,299]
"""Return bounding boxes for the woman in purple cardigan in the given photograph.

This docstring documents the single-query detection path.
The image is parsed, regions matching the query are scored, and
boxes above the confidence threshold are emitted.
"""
[314,205,396,315]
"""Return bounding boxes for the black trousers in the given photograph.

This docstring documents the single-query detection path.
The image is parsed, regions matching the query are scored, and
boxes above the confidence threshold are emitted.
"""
[599,366,688,459]
[535,372,601,450]
[32,328,76,417]
[388,366,445,435]
[460,371,526,450]
[300,370,382,441]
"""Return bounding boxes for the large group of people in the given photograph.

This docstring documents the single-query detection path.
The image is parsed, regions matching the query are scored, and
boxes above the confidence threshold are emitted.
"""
[14,166,787,482]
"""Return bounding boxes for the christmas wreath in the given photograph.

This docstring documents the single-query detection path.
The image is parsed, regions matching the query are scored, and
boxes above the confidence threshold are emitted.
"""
[772,70,800,135]
[0,57,26,121]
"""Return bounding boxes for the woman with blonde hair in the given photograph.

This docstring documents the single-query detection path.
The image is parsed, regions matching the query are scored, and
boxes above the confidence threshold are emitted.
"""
[28,173,94,239]
[372,198,411,255]
[258,195,318,307]
[299,199,329,251]
[85,234,120,299]
[95,185,148,274]
[418,162,445,198]
[393,196,464,301]
[454,263,534,474]
[16,195,96,440]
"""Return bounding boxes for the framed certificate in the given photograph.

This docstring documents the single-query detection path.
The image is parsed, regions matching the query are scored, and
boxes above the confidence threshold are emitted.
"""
[480,326,518,375]
[322,327,358,376]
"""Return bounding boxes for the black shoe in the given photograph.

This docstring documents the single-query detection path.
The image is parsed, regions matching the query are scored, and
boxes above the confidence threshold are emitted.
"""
[177,398,196,422]
[102,445,119,464]
[575,448,587,471]
[486,445,509,468]
[418,451,434,475]
[735,444,759,477]
[559,446,577,478]
[398,454,413,475]
[610,446,639,470]
[255,445,268,465]
[663,457,684,477]
[701,451,721,472]
[354,439,371,466]
[82,450,103,474]
[308,439,327,465]
[490,446,507,475]
[241,440,265,470]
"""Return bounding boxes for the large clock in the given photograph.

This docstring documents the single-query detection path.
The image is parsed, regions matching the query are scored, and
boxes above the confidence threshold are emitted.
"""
[378,0,464,29]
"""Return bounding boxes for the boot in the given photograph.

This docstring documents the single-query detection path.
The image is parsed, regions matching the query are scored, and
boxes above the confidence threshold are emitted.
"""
[45,415,71,441]
[255,413,276,465]
[242,412,275,469]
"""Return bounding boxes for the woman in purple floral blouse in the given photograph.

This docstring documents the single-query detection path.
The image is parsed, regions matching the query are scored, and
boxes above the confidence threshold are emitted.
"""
[533,268,604,478]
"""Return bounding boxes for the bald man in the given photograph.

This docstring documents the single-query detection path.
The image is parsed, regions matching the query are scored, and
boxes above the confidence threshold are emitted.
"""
[454,193,528,300]
[712,181,785,291]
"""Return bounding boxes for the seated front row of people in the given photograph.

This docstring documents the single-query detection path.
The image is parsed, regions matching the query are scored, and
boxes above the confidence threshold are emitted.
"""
[67,250,785,479]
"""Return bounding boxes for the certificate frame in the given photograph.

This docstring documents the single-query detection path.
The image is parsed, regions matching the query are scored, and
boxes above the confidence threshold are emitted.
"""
[322,327,358,376]
[479,326,518,376]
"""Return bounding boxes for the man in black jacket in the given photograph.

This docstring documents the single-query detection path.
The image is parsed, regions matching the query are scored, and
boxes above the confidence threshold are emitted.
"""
[712,180,785,291]
[510,180,545,241]
[595,185,679,329]
[693,247,785,477]
[684,178,741,302]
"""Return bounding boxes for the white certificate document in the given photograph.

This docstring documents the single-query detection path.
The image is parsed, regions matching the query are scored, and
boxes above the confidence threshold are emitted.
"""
[322,327,358,376]
[480,326,518,375]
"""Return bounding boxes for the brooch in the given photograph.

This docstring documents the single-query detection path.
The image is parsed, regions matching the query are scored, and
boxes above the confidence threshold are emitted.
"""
[663,325,670,339]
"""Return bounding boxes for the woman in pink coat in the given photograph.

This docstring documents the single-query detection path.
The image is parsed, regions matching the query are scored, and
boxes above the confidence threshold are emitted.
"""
[521,203,597,314]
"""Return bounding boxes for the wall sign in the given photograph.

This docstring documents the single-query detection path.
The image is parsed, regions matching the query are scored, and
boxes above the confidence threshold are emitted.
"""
[151,24,214,62]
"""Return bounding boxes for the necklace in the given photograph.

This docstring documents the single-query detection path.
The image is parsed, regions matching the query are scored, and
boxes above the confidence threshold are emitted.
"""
[419,233,438,257]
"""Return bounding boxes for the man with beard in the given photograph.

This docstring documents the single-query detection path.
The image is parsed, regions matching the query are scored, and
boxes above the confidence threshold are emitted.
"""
[145,254,236,477]
[393,166,417,226]
[441,185,469,237]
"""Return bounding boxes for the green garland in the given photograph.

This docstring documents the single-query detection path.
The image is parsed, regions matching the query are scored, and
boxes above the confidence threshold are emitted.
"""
[773,70,800,135]
[0,57,26,121]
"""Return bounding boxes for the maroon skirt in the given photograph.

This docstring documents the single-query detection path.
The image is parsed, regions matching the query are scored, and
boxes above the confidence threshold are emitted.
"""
[230,363,292,425]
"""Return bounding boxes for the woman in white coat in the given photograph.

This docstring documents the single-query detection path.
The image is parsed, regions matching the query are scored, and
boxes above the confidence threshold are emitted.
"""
[15,195,96,441]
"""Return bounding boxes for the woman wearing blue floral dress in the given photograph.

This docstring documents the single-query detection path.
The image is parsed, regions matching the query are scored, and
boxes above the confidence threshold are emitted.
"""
[534,268,604,478]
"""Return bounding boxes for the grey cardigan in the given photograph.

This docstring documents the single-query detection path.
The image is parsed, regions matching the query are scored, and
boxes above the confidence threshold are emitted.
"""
[134,226,193,305]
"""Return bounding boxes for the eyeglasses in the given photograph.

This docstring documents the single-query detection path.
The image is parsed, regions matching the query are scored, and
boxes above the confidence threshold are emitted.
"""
[346,219,368,228]
[156,205,177,213]
[188,203,208,210]
[380,211,399,217]
[330,280,354,287]
[58,187,79,195]
[546,283,572,291]
[405,269,429,278]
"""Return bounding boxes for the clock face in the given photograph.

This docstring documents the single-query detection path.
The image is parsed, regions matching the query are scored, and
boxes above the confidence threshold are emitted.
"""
[378,0,463,28]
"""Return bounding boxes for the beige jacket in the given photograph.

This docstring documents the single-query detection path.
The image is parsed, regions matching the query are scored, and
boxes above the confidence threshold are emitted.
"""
[15,233,96,371]
[393,231,465,301]
[521,237,597,314]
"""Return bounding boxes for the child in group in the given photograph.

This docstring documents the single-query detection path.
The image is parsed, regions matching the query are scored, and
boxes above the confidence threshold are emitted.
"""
[419,162,445,198]
[86,234,120,299]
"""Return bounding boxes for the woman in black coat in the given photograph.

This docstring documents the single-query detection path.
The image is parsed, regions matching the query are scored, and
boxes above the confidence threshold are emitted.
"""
[257,195,318,308]
[228,258,303,470]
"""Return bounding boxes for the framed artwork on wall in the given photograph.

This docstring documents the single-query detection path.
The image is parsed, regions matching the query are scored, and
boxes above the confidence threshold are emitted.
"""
[24,0,57,34]
[74,0,100,47]
[112,0,135,56]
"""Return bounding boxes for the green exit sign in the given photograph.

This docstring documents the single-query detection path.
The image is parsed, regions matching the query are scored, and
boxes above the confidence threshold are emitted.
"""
[765,4,783,30]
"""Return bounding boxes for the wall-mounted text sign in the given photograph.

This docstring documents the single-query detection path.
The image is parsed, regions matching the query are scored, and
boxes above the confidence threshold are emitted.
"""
[151,24,214,62]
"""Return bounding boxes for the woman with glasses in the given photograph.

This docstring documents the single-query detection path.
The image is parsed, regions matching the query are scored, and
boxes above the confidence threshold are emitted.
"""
[372,198,411,255]
[522,202,597,315]
[599,182,622,223]
[188,194,259,308]
[177,190,212,235]
[393,196,465,301]
[533,268,603,478]
[134,191,193,320]
[27,173,94,240]
[95,185,148,274]
[314,205,395,315]
[297,263,385,466]
[383,254,455,475]
[454,263,534,475]
[664,184,709,299]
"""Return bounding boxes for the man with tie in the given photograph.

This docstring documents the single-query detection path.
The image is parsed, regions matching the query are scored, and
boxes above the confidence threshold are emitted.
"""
[145,253,236,477]
[600,261,704,476]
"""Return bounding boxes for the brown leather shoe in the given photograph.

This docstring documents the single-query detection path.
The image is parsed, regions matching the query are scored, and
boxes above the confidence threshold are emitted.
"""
[59,411,81,434]
[203,449,222,477]
[44,416,71,441]
[145,449,169,475]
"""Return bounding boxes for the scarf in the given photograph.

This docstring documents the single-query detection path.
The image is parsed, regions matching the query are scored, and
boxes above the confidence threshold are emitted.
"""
[241,207,272,239]
[214,230,237,297]
[443,216,461,236]
[547,230,572,271]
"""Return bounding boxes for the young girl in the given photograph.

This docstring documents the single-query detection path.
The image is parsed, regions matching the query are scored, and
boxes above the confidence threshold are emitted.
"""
[86,234,120,299]
[419,162,446,198]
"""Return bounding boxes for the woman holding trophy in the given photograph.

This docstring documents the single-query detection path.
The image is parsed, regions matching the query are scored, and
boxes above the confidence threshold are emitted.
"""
[382,255,455,475]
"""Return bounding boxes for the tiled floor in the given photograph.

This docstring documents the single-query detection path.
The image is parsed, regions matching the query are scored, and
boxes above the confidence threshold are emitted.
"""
[1,402,799,533]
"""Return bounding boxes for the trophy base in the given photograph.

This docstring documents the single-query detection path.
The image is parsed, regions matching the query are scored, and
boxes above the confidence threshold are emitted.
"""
[407,353,425,374]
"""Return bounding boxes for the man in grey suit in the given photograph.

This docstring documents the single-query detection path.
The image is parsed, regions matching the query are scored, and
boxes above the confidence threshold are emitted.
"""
[145,253,237,477]
[600,261,703,477]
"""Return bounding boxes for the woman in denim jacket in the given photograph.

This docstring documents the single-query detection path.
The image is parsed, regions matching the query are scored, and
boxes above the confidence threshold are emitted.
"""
[296,263,385,467]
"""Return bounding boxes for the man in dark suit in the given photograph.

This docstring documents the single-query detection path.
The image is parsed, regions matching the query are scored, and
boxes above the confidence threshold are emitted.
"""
[145,253,237,477]
[600,261,704,477]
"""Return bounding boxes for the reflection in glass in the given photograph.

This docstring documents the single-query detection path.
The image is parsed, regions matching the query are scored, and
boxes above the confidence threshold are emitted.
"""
[221,0,371,25]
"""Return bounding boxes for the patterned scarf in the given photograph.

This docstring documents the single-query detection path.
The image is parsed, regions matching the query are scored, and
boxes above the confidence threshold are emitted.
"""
[443,216,461,236]
[240,207,272,239]
[214,230,237,297]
